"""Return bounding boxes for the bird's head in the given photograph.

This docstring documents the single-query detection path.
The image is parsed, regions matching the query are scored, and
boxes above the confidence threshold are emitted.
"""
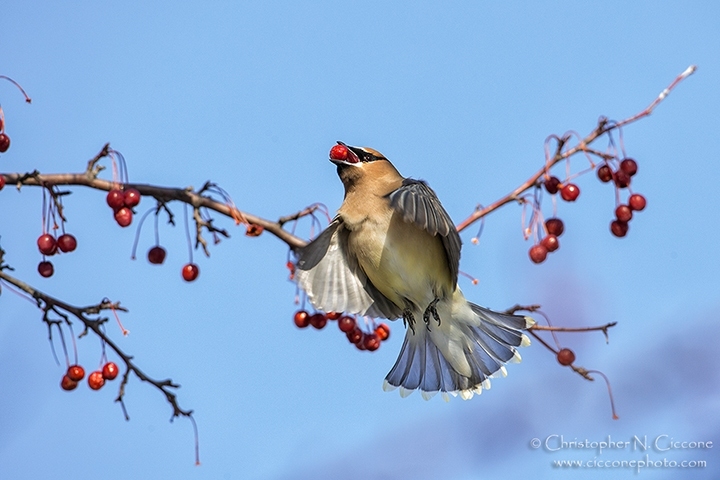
[329,142,399,190]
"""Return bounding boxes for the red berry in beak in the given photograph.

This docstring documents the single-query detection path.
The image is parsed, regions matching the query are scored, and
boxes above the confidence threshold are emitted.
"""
[329,144,348,160]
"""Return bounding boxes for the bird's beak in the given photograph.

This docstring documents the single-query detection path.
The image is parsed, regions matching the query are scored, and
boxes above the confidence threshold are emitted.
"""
[330,141,361,166]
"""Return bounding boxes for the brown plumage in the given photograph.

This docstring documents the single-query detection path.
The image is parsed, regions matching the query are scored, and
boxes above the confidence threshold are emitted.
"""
[294,143,534,400]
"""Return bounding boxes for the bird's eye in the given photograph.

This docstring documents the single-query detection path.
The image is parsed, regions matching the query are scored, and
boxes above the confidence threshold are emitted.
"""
[364,154,374,162]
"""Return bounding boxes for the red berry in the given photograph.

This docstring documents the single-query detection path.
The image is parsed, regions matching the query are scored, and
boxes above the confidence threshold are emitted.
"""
[38,261,54,278]
[123,188,141,208]
[325,312,342,320]
[355,335,368,350]
[529,244,548,264]
[0,175,5,190]
[37,234,57,255]
[88,370,105,390]
[114,207,133,227]
[102,362,119,380]
[106,189,125,210]
[294,310,310,328]
[182,263,200,282]
[629,194,646,211]
[309,313,327,329]
[338,315,356,333]
[346,327,363,344]
[147,246,166,264]
[540,234,559,252]
[543,176,561,194]
[364,333,381,351]
[613,171,631,188]
[545,217,565,236]
[615,205,633,223]
[620,158,638,176]
[0,133,10,153]
[560,183,580,202]
[557,348,575,366]
[610,220,629,238]
[67,365,85,382]
[57,234,77,253]
[375,323,390,341]
[329,144,348,160]
[597,164,613,183]
[60,375,78,391]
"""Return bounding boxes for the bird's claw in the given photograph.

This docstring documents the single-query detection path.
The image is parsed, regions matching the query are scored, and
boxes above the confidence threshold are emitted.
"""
[422,298,441,330]
[403,308,416,335]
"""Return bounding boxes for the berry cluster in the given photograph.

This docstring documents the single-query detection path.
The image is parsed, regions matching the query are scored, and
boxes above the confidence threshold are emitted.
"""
[37,232,78,278]
[107,187,141,227]
[293,310,390,352]
[529,156,647,263]
[597,158,646,237]
[60,361,120,391]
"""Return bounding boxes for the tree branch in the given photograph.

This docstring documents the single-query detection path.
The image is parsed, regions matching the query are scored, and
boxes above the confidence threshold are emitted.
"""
[456,65,696,232]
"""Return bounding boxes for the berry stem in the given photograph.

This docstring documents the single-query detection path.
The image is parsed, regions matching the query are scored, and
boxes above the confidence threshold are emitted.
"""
[585,369,620,420]
[183,203,193,263]
[0,75,32,103]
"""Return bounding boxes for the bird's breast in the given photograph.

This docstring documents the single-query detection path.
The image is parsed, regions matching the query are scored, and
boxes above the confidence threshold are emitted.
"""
[346,211,453,309]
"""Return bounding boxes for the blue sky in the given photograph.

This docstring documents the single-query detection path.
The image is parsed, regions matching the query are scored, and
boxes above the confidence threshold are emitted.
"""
[1,2,718,479]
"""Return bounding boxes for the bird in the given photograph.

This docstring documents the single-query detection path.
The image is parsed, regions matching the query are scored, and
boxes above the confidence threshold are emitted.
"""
[294,142,534,400]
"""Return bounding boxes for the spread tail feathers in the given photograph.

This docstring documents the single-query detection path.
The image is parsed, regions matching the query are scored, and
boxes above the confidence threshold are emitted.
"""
[383,300,534,400]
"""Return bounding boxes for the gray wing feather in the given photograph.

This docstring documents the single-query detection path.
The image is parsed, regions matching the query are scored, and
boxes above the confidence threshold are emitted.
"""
[295,218,402,319]
[387,179,462,284]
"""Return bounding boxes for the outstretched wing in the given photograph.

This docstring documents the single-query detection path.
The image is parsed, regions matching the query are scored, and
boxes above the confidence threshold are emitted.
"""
[386,178,462,284]
[294,218,402,319]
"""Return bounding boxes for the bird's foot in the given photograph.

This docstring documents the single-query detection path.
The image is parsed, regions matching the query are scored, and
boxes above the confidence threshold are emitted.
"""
[403,308,416,335]
[422,298,441,330]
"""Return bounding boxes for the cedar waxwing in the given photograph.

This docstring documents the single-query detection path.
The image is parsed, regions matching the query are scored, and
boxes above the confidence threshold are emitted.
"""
[294,143,534,400]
